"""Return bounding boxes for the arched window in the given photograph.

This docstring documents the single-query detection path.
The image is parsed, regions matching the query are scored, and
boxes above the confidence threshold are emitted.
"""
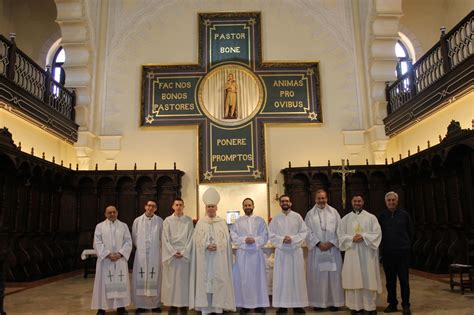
[395,40,411,78]
[51,46,66,85]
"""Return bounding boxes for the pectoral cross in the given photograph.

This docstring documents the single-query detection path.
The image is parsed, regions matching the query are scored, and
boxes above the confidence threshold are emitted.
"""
[107,270,114,282]
[332,159,355,210]
[354,221,363,234]
[139,267,145,279]
[118,270,125,282]
[150,267,155,279]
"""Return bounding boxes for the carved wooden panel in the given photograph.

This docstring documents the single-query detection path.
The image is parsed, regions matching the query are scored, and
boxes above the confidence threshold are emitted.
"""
[282,124,474,273]
[78,178,97,231]
[137,176,156,217]
[0,130,185,281]
[117,177,137,226]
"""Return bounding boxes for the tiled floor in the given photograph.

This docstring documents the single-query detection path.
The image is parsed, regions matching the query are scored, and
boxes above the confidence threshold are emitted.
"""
[3,269,474,314]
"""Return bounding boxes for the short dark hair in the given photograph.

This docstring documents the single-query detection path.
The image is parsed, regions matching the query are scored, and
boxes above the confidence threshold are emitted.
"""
[104,205,117,212]
[242,197,254,205]
[172,197,184,205]
[146,200,158,206]
[279,194,291,202]
[315,189,327,196]
[351,195,365,201]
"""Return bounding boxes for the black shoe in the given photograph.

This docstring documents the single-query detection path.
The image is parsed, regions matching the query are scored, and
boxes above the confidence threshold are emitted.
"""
[402,307,411,315]
[97,310,106,315]
[276,308,288,314]
[384,305,398,313]
[294,308,306,314]
[350,311,362,315]
[117,307,128,315]
[136,308,148,314]
[240,308,250,314]
[179,307,188,314]
[328,306,339,312]
[168,307,178,313]
[367,311,378,315]
[313,307,324,312]
[254,308,266,313]
[152,307,162,313]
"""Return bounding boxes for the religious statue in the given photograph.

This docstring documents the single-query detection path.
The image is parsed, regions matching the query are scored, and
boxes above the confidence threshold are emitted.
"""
[224,74,238,119]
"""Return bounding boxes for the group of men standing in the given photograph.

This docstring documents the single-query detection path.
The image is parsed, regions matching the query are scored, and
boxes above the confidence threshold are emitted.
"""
[91,187,413,315]
[91,198,193,315]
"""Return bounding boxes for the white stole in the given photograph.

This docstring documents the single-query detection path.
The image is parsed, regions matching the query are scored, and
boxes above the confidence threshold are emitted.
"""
[135,215,160,296]
[101,221,128,299]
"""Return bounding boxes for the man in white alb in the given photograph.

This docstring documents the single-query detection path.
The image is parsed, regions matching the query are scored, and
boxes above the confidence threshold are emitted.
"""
[337,195,382,315]
[131,200,163,313]
[189,188,235,314]
[305,189,344,312]
[269,195,308,314]
[231,197,269,313]
[162,198,194,313]
[91,205,132,315]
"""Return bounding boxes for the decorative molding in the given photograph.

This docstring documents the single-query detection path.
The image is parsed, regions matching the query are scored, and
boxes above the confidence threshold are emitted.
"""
[55,0,96,169]
[368,125,388,162]
[74,130,95,169]
[0,80,78,143]
[365,0,402,163]
[0,127,16,148]
[99,135,122,160]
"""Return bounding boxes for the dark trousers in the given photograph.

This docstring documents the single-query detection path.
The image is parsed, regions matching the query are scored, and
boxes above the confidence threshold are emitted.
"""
[382,251,410,308]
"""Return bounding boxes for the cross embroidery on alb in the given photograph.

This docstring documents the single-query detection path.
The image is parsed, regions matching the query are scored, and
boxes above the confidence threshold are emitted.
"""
[107,270,114,282]
[118,270,125,282]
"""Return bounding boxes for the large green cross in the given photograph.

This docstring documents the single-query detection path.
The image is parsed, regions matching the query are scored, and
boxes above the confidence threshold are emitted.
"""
[141,12,321,183]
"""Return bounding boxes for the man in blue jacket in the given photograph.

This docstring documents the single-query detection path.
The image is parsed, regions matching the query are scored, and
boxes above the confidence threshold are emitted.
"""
[378,192,414,315]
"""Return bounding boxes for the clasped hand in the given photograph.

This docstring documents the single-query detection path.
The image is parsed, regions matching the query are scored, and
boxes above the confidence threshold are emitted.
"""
[107,252,122,261]
[317,242,333,251]
[207,243,217,251]
[283,236,292,244]
[352,234,364,242]
[245,237,255,244]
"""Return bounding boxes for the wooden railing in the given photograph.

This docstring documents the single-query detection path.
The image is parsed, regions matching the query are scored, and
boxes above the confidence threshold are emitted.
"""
[0,34,75,119]
[0,34,77,142]
[385,11,474,136]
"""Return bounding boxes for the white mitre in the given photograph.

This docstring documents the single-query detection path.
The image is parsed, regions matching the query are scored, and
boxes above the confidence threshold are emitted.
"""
[202,187,220,206]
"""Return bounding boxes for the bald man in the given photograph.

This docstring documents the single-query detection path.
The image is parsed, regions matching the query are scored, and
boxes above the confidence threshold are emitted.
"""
[91,206,133,315]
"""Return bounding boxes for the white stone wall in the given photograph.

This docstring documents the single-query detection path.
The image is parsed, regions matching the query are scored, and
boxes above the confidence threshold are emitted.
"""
[3,0,471,219]
[90,0,371,217]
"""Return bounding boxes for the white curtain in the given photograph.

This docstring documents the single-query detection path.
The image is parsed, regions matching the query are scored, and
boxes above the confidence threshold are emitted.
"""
[201,68,260,121]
